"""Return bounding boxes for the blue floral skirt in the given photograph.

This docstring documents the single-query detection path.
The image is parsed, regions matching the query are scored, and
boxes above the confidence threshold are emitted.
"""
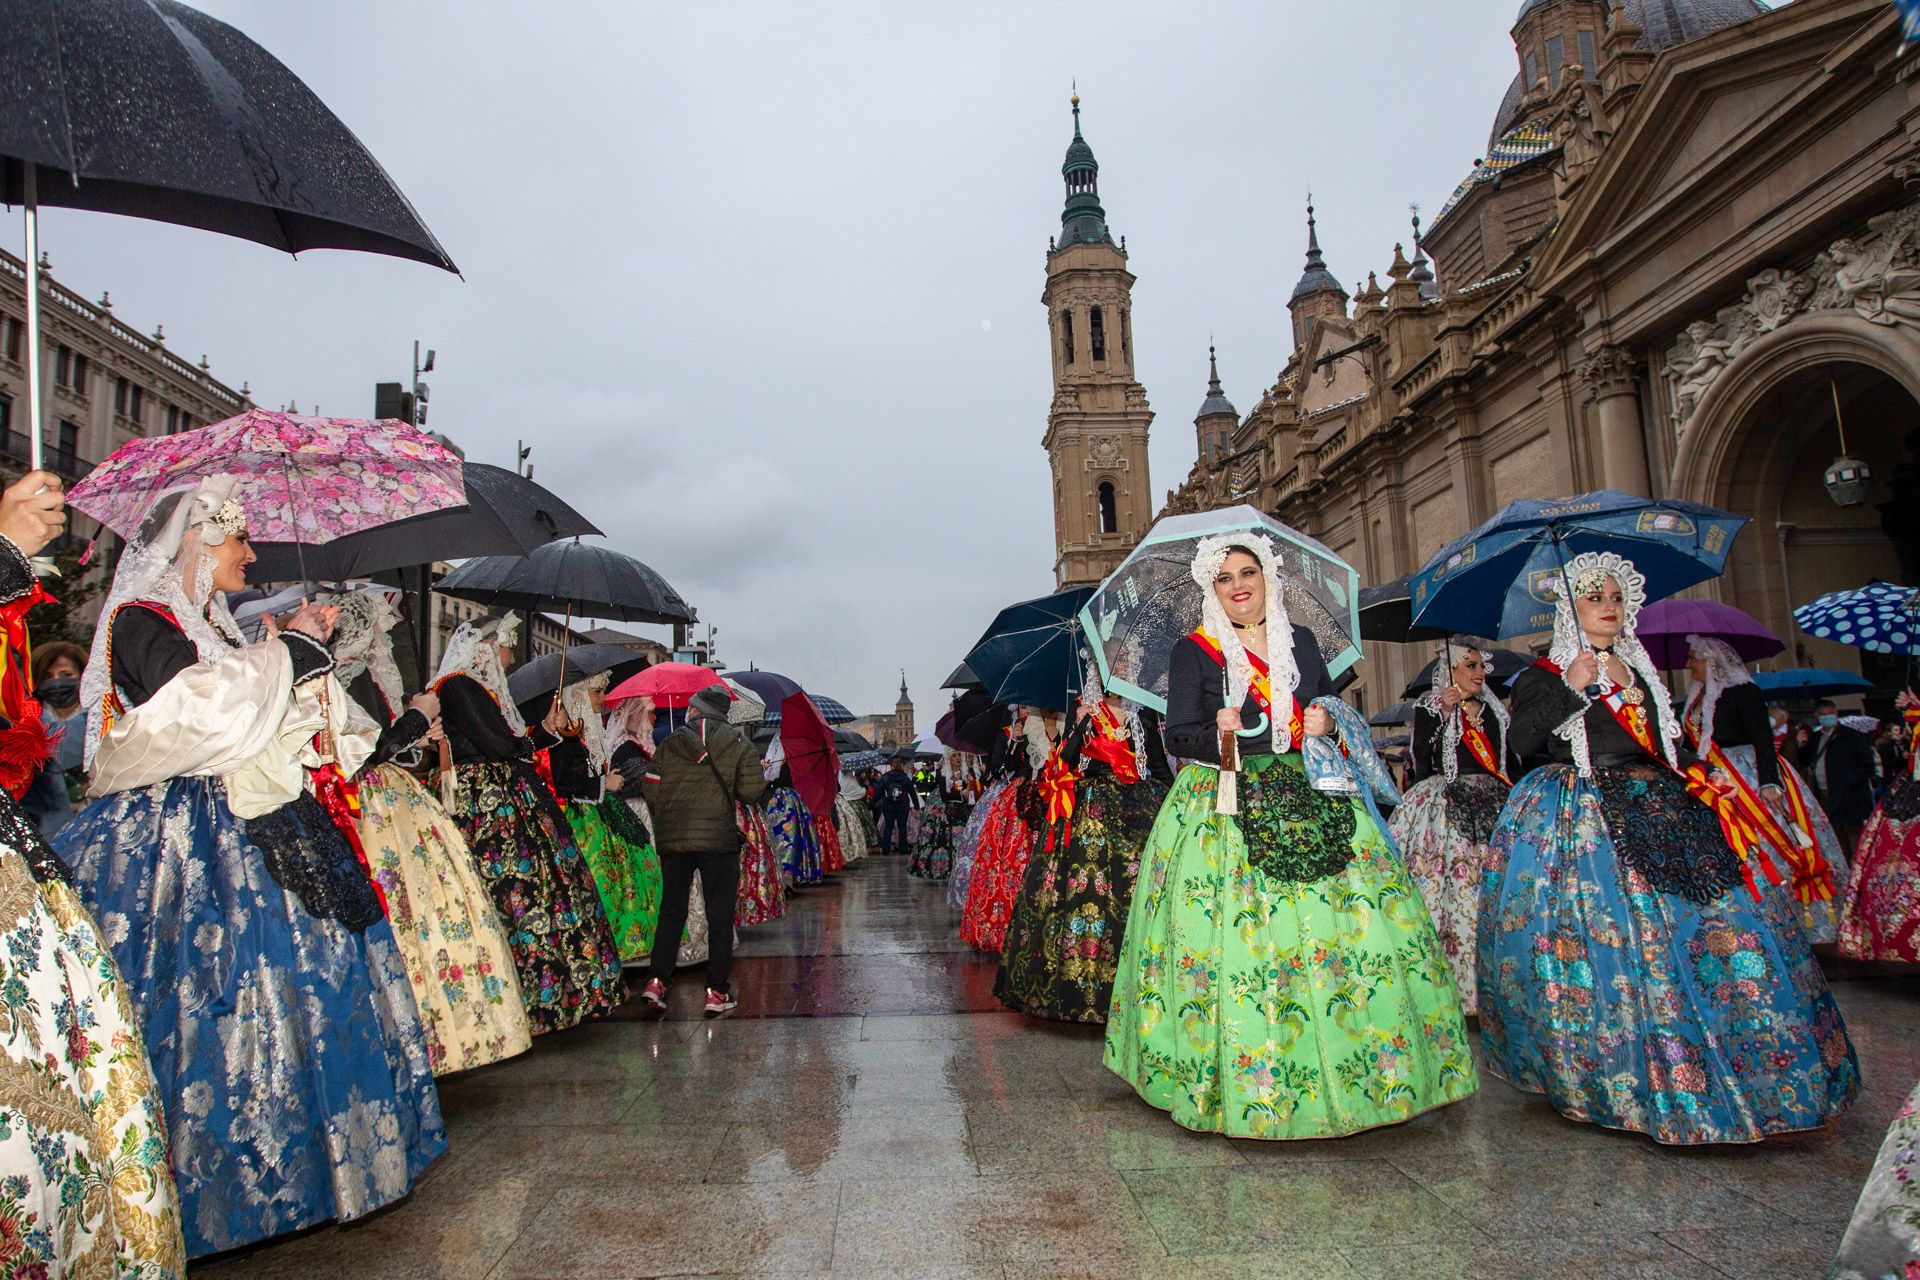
[53,777,447,1257]
[767,787,822,885]
[1478,764,1859,1145]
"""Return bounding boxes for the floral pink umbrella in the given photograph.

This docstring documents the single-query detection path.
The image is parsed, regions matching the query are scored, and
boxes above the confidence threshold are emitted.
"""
[66,409,466,548]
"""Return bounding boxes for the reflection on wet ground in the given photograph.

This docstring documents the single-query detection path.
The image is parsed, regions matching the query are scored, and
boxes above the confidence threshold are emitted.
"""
[202,855,1917,1278]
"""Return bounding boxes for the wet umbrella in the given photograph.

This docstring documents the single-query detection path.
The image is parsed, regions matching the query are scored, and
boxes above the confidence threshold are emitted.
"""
[936,688,997,752]
[1635,597,1784,670]
[249,464,600,581]
[1401,647,1533,699]
[1369,701,1418,727]
[1358,574,1451,643]
[762,693,856,728]
[779,692,840,824]
[726,670,804,708]
[506,644,653,707]
[2,0,455,467]
[942,661,984,690]
[1409,491,1747,638]
[956,705,1013,755]
[964,586,1094,712]
[834,729,875,753]
[434,539,695,626]
[1753,669,1876,702]
[605,661,722,709]
[1792,582,1920,656]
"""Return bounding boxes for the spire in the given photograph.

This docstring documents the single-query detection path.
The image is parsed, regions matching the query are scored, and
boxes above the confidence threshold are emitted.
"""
[1290,195,1346,303]
[898,670,910,704]
[1196,342,1236,420]
[1207,344,1222,396]
[1407,205,1439,301]
[1056,88,1112,251]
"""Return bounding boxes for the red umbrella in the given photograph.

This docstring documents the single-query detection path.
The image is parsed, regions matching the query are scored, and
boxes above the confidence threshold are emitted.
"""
[606,661,724,709]
[779,691,841,826]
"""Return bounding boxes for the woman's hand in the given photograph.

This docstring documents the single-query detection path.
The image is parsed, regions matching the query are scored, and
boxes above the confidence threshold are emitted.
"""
[422,718,446,744]
[1303,706,1333,738]
[1564,652,1599,691]
[1709,768,1735,794]
[1898,689,1918,711]
[408,691,441,721]
[1215,707,1242,734]
[541,700,570,736]
[0,471,66,558]
[284,602,339,642]
[1439,687,1464,712]
[605,772,626,794]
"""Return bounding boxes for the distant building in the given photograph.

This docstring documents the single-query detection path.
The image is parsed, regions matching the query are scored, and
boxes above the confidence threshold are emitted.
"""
[847,677,914,752]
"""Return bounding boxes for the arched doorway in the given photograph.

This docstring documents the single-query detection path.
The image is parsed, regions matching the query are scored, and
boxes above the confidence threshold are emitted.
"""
[1673,314,1920,683]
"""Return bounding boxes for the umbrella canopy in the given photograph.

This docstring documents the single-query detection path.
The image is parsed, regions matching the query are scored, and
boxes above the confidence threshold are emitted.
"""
[721,679,767,726]
[249,463,600,582]
[1079,505,1361,715]
[1792,582,1920,656]
[834,729,875,753]
[67,410,465,545]
[761,692,857,728]
[942,661,984,690]
[1409,490,1748,638]
[1753,669,1875,701]
[964,586,1094,712]
[726,670,804,707]
[1401,647,1534,699]
[779,692,840,823]
[1635,597,1785,670]
[1358,574,1451,643]
[506,644,653,707]
[434,539,695,626]
[1369,701,1418,727]
[605,661,722,709]
[839,750,885,773]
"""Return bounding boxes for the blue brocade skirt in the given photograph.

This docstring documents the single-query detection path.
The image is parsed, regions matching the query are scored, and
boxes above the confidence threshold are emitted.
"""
[53,776,447,1257]
[1478,764,1859,1145]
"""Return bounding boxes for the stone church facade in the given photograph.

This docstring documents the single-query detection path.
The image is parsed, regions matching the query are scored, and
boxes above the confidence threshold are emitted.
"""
[1156,0,1920,713]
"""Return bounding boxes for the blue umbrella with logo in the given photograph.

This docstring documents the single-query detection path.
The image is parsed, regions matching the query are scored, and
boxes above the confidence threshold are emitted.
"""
[1753,669,1876,702]
[1409,490,1747,638]
[1792,582,1920,655]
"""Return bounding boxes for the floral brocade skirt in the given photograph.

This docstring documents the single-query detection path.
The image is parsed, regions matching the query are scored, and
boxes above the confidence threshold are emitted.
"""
[910,802,955,880]
[1839,775,1920,962]
[566,795,662,964]
[1832,1073,1920,1279]
[1389,773,1509,1015]
[997,764,1167,1022]
[835,796,870,866]
[356,763,532,1075]
[54,776,446,1257]
[959,782,1038,953]
[738,802,785,928]
[949,779,1008,909]
[1479,764,1859,1145]
[820,810,847,874]
[1102,757,1475,1139]
[767,788,824,886]
[0,834,185,1276]
[444,761,624,1034]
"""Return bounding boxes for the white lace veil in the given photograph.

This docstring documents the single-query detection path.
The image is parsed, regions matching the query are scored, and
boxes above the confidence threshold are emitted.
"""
[1685,634,1753,759]
[1414,636,1511,782]
[560,670,611,775]
[433,614,526,734]
[1546,551,1676,775]
[321,588,406,717]
[81,475,249,766]
[1190,532,1301,754]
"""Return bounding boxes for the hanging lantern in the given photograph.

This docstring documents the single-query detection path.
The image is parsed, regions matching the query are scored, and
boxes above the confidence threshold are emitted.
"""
[1822,378,1871,508]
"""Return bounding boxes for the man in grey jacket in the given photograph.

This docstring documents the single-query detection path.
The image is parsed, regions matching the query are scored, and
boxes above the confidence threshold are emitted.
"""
[638,683,767,1017]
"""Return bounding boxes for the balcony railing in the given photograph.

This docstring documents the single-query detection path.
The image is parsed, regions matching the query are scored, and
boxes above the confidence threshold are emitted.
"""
[0,429,93,480]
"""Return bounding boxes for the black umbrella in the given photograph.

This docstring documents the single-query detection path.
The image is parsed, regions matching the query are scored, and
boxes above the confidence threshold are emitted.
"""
[1369,701,1417,727]
[1358,574,1451,643]
[434,540,696,626]
[834,729,875,753]
[249,464,600,582]
[963,586,1093,712]
[1401,647,1534,699]
[2,0,455,466]
[506,644,653,707]
[943,661,983,690]
[726,670,805,707]
[956,705,1012,755]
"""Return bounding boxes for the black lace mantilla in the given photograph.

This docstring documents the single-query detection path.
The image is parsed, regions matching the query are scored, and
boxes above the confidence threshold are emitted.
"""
[1878,776,1920,821]
[245,792,384,931]
[0,796,69,885]
[1236,754,1357,885]
[1592,764,1741,904]
[1444,774,1509,846]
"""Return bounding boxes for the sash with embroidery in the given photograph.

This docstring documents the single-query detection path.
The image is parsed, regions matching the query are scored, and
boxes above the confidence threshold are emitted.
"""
[1187,629,1304,744]
[1457,713,1510,786]
[1682,696,1833,905]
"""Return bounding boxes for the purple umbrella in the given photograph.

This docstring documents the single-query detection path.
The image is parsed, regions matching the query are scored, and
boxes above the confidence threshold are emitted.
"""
[1636,598,1783,670]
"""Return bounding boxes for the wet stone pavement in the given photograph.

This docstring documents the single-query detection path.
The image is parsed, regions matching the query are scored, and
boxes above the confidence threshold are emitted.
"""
[201,854,1918,1279]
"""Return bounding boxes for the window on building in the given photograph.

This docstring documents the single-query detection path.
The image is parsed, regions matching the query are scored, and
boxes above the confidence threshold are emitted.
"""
[56,419,78,460]
[128,384,143,423]
[1577,29,1597,78]
[54,346,68,386]
[1060,310,1075,365]
[1120,309,1131,364]
[114,377,128,415]
[164,403,185,435]
[1090,306,1106,361]
[0,395,10,440]
[1546,35,1565,89]
[1524,51,1539,90]
[1097,481,1118,534]
[0,318,19,364]
[55,347,87,394]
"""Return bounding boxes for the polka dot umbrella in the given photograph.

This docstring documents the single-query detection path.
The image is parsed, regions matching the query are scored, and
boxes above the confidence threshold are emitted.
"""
[1792,582,1920,654]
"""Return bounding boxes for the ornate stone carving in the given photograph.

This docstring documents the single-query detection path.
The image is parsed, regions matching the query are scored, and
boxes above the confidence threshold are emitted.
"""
[1578,345,1638,400]
[1087,435,1122,468]
[1662,197,1920,438]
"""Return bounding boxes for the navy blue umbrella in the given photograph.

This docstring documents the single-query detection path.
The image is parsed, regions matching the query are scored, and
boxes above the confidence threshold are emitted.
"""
[1409,491,1747,638]
[1753,669,1875,701]
[726,669,805,707]
[963,586,1093,713]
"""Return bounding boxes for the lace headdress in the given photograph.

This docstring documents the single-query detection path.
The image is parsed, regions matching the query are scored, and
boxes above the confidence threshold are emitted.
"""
[1684,633,1753,760]
[321,588,406,716]
[1546,551,1676,775]
[604,695,655,760]
[81,475,250,766]
[1414,635,1511,783]
[1190,531,1301,755]
[433,614,526,734]
[559,670,612,775]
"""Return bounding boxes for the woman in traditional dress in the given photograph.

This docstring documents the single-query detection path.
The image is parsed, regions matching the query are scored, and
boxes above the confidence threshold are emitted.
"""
[959,710,1057,952]
[1839,690,1920,962]
[1831,1073,1920,1279]
[545,671,661,964]
[55,479,444,1256]
[1104,535,1474,1139]
[0,471,186,1275]
[1682,634,1848,947]
[766,765,824,886]
[835,768,870,868]
[323,589,531,1075]
[1481,552,1858,1144]
[431,617,623,1032]
[997,689,1170,1022]
[1388,640,1516,1014]
[909,775,956,880]
[950,717,1024,911]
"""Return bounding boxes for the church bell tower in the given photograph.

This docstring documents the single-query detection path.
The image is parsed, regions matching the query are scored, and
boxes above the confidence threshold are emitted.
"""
[1042,92,1154,590]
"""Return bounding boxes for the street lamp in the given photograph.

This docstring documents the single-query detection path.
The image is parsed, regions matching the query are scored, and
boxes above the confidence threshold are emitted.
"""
[1823,377,1871,507]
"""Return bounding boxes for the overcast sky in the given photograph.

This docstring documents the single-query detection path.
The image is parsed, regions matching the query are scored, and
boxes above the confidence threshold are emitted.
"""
[38,1,1564,717]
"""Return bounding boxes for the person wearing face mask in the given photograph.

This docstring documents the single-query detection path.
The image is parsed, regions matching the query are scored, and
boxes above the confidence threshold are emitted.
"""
[23,640,86,837]
[1809,698,1878,853]
[1480,552,1857,1145]
[52,477,446,1256]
